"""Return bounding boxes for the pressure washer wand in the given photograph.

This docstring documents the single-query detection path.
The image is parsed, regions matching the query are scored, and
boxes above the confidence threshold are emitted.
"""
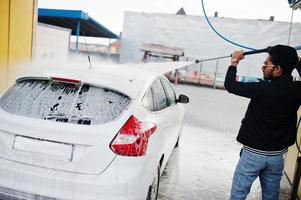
[195,47,271,63]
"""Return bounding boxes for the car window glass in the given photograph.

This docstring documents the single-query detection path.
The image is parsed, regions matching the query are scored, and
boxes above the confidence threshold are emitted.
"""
[152,79,168,111]
[161,78,176,105]
[71,85,131,125]
[0,79,131,125]
[142,88,154,111]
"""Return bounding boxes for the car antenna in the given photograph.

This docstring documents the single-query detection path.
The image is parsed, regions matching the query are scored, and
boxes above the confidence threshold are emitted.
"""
[83,32,93,69]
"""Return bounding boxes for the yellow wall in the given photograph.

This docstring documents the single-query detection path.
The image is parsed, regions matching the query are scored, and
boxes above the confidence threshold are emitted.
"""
[0,0,37,92]
[0,0,10,92]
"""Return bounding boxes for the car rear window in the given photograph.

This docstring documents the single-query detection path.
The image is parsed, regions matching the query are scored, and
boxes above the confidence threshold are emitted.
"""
[0,78,131,125]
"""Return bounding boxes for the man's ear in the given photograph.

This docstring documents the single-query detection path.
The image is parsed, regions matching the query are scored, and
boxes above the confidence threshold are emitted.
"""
[273,65,283,76]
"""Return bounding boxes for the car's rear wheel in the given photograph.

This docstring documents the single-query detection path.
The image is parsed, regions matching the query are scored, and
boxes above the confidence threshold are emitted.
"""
[146,165,160,200]
[175,136,180,148]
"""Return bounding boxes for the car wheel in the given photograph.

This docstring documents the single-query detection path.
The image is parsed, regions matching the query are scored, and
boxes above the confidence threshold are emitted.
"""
[175,128,182,148]
[146,165,160,200]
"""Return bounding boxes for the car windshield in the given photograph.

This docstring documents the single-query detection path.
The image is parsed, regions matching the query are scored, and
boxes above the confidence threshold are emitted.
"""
[0,78,131,125]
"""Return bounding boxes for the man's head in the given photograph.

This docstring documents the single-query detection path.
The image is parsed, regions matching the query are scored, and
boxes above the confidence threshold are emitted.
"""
[262,45,298,80]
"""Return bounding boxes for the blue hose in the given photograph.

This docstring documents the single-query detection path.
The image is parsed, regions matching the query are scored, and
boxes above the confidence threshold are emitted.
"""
[201,0,256,50]
[201,0,301,51]
[201,0,301,52]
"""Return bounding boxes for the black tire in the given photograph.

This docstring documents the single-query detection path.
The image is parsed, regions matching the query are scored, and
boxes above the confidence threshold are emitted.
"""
[174,136,180,148]
[146,165,160,200]
[175,128,182,148]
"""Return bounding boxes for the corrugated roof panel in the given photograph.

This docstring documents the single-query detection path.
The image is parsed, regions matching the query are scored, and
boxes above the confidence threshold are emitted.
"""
[38,8,118,39]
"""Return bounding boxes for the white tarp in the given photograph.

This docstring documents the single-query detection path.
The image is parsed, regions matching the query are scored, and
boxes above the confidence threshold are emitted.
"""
[120,12,301,77]
[34,23,71,63]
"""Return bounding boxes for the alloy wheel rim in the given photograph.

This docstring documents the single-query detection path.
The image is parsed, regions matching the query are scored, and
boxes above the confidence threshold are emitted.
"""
[150,170,159,200]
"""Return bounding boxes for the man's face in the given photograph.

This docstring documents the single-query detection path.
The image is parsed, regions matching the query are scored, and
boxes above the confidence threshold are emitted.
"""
[261,56,276,80]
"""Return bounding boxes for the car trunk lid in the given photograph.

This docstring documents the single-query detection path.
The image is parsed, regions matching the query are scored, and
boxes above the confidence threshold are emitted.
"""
[0,111,129,174]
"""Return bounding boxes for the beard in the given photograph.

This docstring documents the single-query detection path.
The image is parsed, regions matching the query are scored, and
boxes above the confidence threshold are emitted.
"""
[263,70,274,80]
[263,75,272,80]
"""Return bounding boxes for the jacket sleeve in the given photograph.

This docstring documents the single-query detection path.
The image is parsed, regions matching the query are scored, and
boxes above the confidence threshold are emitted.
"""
[224,66,263,98]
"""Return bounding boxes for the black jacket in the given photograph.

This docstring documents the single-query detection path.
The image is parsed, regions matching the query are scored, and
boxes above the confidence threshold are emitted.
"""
[225,66,301,151]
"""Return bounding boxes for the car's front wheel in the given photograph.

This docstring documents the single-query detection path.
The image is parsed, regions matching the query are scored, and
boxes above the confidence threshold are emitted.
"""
[146,165,160,200]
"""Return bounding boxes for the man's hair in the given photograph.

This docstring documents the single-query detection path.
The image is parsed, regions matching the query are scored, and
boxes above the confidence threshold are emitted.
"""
[268,45,299,74]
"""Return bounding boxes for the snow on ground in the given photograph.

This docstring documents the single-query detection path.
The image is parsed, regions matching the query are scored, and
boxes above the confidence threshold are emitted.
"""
[158,84,292,200]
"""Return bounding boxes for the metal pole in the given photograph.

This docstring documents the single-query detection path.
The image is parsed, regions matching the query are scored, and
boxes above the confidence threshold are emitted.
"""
[287,8,294,45]
[199,60,203,86]
[213,60,219,89]
[76,21,81,51]
[107,38,111,59]
[184,65,188,82]
[175,70,179,84]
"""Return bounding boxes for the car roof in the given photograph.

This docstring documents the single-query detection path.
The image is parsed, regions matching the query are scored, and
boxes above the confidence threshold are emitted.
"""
[15,61,193,98]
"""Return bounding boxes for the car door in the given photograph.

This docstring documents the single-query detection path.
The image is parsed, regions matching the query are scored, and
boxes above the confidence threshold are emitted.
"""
[160,77,183,151]
[150,78,176,161]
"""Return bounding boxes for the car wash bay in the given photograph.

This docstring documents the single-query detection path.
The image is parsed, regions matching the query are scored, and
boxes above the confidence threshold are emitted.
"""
[158,84,292,200]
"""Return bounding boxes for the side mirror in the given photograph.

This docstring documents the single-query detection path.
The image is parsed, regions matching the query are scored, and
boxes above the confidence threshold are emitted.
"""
[177,94,189,104]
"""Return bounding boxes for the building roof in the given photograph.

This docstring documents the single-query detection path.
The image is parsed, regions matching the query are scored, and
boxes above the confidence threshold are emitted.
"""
[38,8,118,39]
[176,7,186,15]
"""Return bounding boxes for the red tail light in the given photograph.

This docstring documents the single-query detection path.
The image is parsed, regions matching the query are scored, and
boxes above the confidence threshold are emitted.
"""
[51,77,81,84]
[110,116,157,156]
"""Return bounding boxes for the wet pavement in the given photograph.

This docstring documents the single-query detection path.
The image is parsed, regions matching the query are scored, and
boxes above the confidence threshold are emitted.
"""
[158,84,292,200]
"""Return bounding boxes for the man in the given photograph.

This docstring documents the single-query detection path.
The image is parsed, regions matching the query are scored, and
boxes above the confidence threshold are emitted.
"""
[224,45,301,200]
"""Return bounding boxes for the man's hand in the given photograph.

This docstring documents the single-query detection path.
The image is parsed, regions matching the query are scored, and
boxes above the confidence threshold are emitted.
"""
[231,50,245,67]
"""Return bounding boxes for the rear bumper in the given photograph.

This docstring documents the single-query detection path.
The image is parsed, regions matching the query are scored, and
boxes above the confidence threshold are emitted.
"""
[0,156,152,200]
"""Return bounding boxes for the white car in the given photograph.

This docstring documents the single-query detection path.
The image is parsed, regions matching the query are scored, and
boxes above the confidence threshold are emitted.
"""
[0,62,190,200]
